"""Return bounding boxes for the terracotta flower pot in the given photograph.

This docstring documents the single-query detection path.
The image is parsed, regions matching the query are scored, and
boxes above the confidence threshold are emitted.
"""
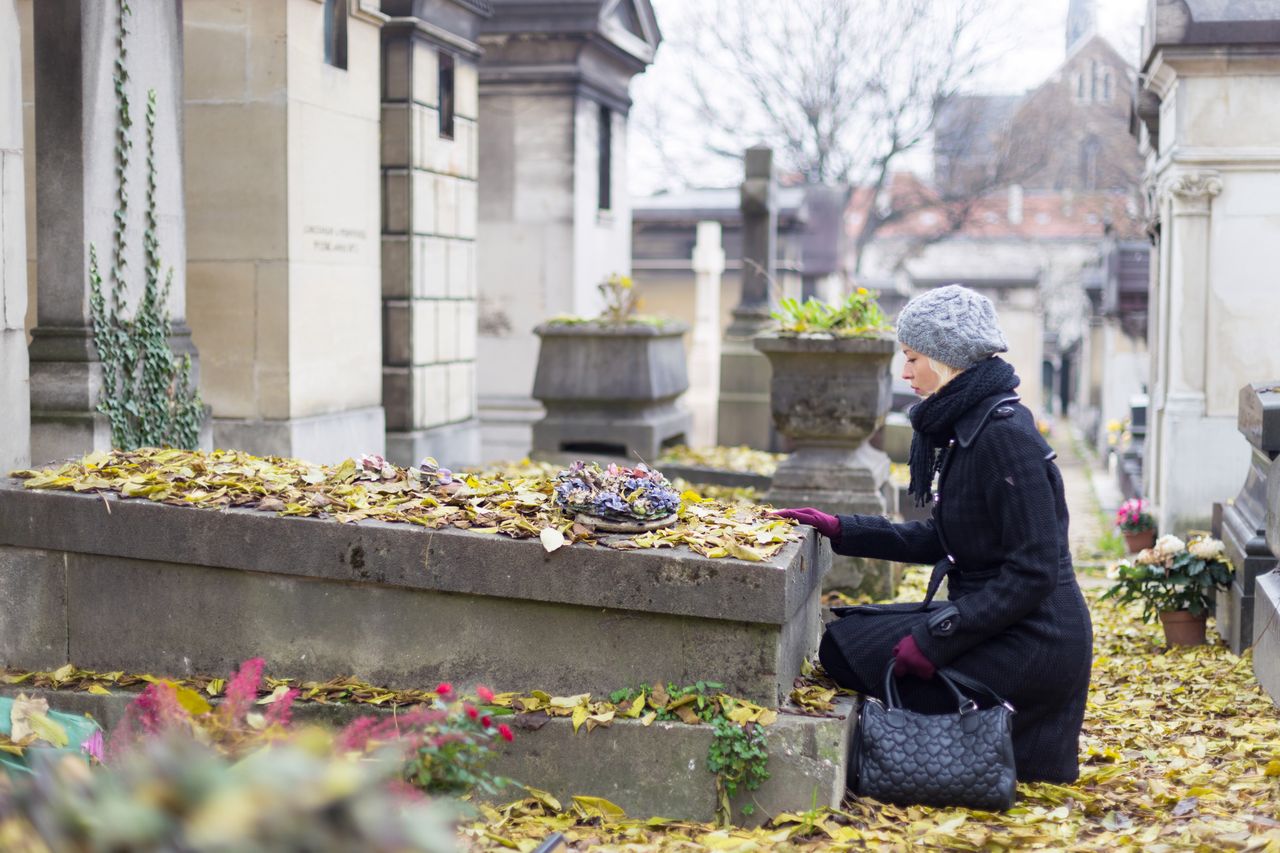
[1123,528,1156,553]
[1159,610,1208,647]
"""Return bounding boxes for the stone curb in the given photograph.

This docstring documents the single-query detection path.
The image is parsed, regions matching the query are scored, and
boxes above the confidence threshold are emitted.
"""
[0,684,857,826]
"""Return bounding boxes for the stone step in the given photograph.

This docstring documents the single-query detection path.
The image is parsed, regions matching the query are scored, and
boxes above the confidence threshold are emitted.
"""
[0,478,827,706]
[0,684,856,826]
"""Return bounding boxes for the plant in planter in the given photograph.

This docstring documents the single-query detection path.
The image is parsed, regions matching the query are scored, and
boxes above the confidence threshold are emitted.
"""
[755,287,897,596]
[770,287,892,337]
[1114,497,1157,552]
[1101,533,1234,646]
[532,274,691,461]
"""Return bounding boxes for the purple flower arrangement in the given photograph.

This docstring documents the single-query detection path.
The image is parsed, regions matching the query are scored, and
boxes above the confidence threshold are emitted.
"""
[553,461,680,521]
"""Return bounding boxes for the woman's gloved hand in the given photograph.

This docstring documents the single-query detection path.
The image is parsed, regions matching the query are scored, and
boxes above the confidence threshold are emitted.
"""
[768,507,840,541]
[892,634,936,680]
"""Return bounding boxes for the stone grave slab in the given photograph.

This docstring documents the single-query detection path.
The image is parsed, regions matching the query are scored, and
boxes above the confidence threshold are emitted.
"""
[0,478,827,706]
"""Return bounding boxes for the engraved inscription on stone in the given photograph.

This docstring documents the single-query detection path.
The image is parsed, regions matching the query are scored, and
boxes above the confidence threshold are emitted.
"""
[304,224,368,254]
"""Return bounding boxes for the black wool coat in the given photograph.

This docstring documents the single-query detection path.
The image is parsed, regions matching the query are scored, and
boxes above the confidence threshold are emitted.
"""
[822,392,1093,784]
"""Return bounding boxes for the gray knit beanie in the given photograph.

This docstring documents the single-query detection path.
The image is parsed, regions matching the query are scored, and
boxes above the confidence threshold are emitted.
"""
[895,284,1008,369]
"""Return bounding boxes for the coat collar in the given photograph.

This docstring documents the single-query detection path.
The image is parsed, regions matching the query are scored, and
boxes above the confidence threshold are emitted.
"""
[954,392,1022,448]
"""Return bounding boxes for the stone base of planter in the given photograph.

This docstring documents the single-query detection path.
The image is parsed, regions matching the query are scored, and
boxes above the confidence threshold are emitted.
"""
[532,402,692,462]
[0,685,857,827]
[1254,571,1280,707]
[766,443,896,598]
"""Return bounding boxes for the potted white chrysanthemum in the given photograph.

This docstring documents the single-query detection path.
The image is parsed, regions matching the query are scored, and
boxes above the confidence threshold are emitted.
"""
[1102,534,1235,646]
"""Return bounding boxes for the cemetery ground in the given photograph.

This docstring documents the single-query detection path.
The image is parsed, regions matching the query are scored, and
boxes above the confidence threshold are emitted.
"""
[1,431,1278,850]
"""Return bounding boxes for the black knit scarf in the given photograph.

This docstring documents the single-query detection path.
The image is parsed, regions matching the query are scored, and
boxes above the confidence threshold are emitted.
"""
[906,356,1019,506]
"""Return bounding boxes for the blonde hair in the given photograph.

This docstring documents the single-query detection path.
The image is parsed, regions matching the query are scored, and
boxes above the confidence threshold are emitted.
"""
[927,358,962,391]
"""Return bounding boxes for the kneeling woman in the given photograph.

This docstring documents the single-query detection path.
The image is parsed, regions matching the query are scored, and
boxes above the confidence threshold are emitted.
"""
[775,285,1093,783]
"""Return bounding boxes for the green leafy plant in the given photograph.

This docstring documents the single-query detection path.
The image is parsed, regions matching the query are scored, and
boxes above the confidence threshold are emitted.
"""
[771,287,891,337]
[707,716,770,823]
[1101,533,1234,622]
[608,680,770,825]
[89,0,203,452]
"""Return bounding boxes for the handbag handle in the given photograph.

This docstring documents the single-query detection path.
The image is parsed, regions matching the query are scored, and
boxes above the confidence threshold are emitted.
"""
[882,660,1014,715]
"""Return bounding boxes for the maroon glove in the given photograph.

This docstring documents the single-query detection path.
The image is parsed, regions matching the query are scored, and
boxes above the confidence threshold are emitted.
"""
[892,634,936,680]
[768,507,840,541]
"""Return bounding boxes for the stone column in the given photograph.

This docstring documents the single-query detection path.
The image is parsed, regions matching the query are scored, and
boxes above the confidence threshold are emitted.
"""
[380,9,485,467]
[718,146,777,450]
[1,0,30,471]
[687,220,724,447]
[27,0,197,464]
[1212,383,1280,653]
[1146,171,1221,531]
[475,1,660,462]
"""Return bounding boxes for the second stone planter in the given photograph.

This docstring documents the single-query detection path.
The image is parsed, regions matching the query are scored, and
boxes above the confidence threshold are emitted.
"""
[531,321,692,461]
[754,333,898,597]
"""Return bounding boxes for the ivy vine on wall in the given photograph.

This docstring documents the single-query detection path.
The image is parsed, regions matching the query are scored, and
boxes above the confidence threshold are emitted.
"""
[88,0,203,451]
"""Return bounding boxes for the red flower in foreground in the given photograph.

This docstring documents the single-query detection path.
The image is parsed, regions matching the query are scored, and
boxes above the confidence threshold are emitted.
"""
[436,682,453,697]
[476,685,494,703]
[466,705,479,720]
[498,723,514,742]
[481,715,492,728]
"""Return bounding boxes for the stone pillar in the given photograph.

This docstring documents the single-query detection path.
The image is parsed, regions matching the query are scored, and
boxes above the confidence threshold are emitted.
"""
[183,1,384,464]
[380,7,485,468]
[1145,171,1224,531]
[475,0,660,462]
[1212,384,1280,653]
[1,0,30,471]
[718,146,777,450]
[27,0,197,464]
[687,220,724,447]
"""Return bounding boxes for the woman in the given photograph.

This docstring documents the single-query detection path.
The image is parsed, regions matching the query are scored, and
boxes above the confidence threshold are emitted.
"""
[774,284,1092,783]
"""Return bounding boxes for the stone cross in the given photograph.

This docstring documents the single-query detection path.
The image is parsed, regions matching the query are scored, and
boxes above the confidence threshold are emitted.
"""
[717,146,778,449]
[733,146,777,332]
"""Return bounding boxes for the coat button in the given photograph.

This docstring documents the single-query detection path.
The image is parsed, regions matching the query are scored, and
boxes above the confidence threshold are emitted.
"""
[993,406,1015,418]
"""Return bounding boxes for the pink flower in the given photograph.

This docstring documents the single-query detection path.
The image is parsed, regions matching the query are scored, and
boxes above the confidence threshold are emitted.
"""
[436,682,453,698]
[476,685,494,703]
[481,715,492,728]
[498,723,514,742]
[80,729,104,763]
[219,658,266,726]
[465,704,479,720]
[264,687,298,728]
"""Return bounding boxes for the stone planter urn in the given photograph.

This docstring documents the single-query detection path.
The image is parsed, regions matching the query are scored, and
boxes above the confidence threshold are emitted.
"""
[754,333,897,596]
[531,321,692,461]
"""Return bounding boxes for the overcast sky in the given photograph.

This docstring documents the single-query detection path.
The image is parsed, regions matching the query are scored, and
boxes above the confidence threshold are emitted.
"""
[627,0,1148,196]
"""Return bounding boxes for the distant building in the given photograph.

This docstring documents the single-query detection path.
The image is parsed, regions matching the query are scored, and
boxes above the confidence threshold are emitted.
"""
[858,14,1148,420]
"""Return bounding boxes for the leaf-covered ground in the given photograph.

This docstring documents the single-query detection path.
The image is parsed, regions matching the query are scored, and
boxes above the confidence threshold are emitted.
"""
[10,449,797,562]
[463,577,1280,852]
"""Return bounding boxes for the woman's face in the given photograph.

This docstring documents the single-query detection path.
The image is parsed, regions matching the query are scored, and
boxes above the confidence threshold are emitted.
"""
[901,346,944,396]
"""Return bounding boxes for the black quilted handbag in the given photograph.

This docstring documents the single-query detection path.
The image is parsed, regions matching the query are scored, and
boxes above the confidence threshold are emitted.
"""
[852,662,1017,811]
